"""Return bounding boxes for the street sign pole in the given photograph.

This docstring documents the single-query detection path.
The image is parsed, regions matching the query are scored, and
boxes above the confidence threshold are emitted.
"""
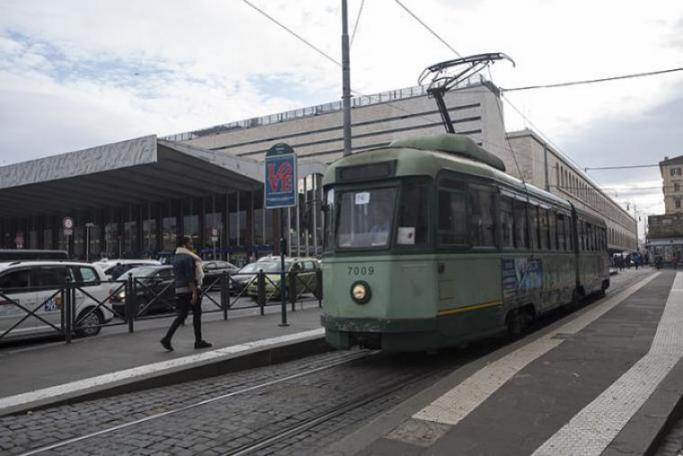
[279,208,288,326]
[265,143,297,328]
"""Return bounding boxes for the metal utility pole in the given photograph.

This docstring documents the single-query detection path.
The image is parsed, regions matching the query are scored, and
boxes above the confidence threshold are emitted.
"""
[341,0,352,156]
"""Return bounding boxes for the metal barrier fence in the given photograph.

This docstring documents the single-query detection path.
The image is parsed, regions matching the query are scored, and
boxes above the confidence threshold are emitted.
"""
[0,269,322,344]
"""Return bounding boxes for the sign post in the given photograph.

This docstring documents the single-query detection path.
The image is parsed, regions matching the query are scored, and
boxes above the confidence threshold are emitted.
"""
[265,143,297,327]
[63,217,74,258]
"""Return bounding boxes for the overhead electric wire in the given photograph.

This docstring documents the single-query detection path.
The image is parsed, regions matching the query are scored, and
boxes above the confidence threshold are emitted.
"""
[393,0,463,58]
[350,0,366,47]
[241,0,341,68]
[502,67,683,92]
[585,164,660,171]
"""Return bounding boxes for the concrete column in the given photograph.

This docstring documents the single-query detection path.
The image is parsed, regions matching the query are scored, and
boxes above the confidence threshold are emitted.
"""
[198,196,206,252]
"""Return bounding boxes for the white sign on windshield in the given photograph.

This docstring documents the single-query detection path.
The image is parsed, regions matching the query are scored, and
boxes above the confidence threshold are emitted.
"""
[355,192,370,205]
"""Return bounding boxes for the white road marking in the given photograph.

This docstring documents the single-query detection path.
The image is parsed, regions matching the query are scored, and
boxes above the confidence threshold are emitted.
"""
[532,272,683,456]
[412,273,659,425]
[0,328,324,413]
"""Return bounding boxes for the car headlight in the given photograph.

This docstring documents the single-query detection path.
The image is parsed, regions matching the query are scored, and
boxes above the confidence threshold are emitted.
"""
[350,281,371,304]
[118,291,126,299]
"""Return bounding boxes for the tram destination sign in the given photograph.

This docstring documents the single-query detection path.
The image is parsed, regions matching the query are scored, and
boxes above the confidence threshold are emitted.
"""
[265,143,298,209]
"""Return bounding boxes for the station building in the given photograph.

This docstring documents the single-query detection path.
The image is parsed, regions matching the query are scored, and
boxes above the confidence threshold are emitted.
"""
[0,78,637,261]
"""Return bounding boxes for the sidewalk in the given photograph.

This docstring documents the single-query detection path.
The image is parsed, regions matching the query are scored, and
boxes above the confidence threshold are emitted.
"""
[327,269,681,456]
[0,303,323,415]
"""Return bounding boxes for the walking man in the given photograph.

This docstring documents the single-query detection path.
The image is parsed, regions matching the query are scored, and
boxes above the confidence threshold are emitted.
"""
[161,236,212,351]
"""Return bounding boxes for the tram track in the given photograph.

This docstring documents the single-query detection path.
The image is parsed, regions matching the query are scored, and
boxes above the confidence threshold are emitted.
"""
[17,350,376,456]
[229,365,448,456]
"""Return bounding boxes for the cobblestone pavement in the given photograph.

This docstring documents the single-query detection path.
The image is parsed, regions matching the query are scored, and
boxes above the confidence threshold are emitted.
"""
[0,268,654,456]
[0,348,472,456]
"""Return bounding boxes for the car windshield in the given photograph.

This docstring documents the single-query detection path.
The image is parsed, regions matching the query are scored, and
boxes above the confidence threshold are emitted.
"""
[336,187,397,248]
[117,266,161,280]
[239,261,292,274]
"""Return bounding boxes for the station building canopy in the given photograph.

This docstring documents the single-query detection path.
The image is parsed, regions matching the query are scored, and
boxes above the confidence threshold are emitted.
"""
[0,135,325,219]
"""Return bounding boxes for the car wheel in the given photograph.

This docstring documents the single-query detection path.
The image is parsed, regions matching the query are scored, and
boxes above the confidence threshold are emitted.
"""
[75,308,104,337]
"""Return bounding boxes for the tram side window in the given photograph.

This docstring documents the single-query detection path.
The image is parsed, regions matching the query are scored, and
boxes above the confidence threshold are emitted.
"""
[548,211,557,251]
[513,200,528,248]
[528,206,539,250]
[500,196,514,249]
[557,213,566,251]
[323,188,334,252]
[397,181,429,247]
[437,188,468,246]
[469,187,496,247]
[539,208,550,250]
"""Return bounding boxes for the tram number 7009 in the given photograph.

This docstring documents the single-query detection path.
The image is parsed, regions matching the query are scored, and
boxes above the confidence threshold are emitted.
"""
[348,266,374,276]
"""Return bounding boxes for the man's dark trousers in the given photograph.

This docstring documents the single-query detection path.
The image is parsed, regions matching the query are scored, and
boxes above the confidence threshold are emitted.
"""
[164,293,202,343]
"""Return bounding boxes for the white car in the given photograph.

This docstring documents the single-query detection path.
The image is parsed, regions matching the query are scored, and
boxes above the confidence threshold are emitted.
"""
[0,261,114,339]
[96,259,161,279]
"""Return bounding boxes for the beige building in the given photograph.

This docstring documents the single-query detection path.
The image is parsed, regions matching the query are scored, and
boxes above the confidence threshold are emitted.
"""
[660,155,683,214]
[506,129,637,252]
[166,79,509,166]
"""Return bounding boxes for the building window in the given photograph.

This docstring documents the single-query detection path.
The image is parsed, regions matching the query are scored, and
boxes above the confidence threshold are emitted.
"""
[671,167,682,176]
[675,183,680,192]
[676,199,682,209]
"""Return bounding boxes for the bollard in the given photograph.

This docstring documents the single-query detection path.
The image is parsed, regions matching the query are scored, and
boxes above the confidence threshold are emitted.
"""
[316,269,323,307]
[288,271,297,312]
[257,270,266,316]
[64,278,72,344]
[221,271,229,320]
[126,273,134,333]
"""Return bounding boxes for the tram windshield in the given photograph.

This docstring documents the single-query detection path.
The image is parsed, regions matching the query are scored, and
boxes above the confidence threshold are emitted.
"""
[337,188,397,248]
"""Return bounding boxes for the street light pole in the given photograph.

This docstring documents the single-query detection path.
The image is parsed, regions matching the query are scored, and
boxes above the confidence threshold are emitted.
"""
[341,0,352,156]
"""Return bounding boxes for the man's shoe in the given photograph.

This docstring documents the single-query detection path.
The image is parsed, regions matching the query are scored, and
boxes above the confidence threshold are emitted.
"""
[194,340,212,349]
[160,338,173,351]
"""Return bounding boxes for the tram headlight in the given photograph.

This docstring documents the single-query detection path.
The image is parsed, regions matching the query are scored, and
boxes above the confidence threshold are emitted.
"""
[350,281,371,304]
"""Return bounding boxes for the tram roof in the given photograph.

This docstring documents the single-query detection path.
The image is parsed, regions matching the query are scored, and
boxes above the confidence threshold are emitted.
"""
[323,137,573,211]
[0,135,265,218]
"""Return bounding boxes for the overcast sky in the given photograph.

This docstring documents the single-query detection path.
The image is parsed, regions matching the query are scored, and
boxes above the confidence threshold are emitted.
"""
[1,0,682,234]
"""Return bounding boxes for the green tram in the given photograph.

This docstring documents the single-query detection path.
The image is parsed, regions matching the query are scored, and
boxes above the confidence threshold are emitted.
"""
[320,134,610,351]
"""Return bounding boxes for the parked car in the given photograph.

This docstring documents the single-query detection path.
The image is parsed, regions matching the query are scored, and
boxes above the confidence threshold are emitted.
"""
[202,261,239,289]
[110,265,175,317]
[96,259,161,280]
[230,261,264,295]
[245,258,320,300]
[0,261,113,339]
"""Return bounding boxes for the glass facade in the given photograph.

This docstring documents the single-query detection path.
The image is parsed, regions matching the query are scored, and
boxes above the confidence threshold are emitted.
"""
[0,174,324,260]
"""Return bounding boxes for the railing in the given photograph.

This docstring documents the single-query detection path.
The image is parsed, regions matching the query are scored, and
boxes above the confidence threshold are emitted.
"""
[0,270,322,344]
[160,78,487,142]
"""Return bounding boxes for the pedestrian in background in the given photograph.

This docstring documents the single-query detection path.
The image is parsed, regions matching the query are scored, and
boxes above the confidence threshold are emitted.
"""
[161,236,212,351]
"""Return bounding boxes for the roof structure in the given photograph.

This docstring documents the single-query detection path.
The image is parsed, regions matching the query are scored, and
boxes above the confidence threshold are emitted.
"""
[0,135,265,218]
[660,155,683,166]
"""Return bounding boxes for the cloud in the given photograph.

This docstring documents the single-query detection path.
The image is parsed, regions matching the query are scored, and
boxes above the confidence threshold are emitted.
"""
[0,0,682,182]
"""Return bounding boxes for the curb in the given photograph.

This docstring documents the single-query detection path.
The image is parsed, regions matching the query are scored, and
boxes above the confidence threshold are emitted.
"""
[0,329,329,417]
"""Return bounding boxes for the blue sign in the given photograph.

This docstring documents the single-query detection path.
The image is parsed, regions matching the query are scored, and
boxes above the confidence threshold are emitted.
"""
[265,143,297,209]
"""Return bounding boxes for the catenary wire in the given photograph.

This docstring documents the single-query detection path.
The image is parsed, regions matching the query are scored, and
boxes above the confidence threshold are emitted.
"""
[502,67,683,92]
[393,0,463,58]
[241,0,341,68]
[350,0,366,47]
